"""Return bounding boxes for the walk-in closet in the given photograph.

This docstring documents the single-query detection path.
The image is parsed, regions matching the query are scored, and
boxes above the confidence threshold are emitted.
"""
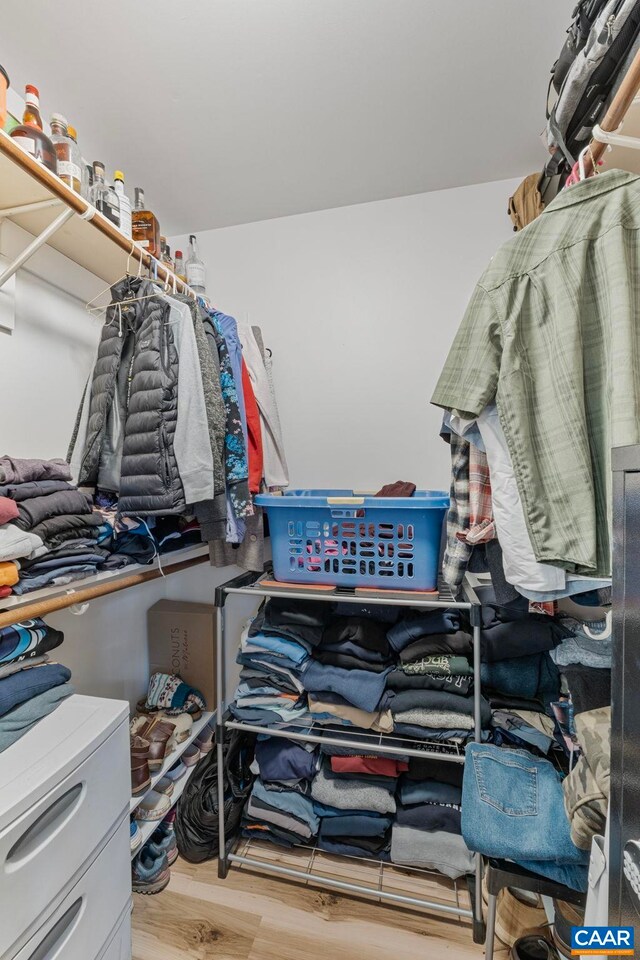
[0,3,635,959]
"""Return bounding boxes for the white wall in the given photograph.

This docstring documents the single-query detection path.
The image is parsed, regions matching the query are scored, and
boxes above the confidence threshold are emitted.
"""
[172,176,519,492]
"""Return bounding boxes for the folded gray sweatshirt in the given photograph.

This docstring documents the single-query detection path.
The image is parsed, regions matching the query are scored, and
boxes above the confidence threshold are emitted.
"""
[390,825,474,879]
[311,763,396,814]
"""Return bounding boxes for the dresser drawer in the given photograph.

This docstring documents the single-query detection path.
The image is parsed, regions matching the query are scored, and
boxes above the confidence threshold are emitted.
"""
[10,816,131,960]
[0,719,129,957]
[96,904,132,960]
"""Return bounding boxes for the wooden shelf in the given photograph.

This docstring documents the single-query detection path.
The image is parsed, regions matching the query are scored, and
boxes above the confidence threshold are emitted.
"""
[0,543,210,627]
[0,129,194,292]
[130,710,215,816]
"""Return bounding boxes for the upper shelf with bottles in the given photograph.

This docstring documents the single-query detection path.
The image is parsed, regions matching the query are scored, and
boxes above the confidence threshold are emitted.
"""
[0,82,206,296]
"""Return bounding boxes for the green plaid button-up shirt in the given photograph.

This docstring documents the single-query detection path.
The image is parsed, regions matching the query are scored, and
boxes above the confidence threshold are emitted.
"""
[432,169,640,577]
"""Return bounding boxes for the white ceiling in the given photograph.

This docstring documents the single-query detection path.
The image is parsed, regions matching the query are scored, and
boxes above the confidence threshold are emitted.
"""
[2,0,572,234]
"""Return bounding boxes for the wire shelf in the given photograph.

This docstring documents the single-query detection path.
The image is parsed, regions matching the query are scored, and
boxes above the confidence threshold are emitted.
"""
[222,570,475,610]
[225,717,466,762]
[229,836,474,920]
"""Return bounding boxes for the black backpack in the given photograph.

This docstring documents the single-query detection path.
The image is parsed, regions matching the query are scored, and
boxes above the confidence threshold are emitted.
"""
[546,0,640,175]
[550,0,610,96]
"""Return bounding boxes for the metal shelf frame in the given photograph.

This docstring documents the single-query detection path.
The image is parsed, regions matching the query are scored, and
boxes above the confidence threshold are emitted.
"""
[213,567,486,943]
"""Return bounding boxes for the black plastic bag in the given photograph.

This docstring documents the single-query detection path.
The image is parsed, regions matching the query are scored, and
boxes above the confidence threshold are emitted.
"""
[175,728,256,863]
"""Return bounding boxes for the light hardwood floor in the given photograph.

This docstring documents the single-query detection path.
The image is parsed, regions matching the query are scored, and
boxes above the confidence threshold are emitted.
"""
[132,845,508,960]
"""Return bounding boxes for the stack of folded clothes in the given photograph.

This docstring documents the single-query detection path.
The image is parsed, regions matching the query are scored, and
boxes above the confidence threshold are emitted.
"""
[0,616,72,752]
[469,587,566,753]
[243,735,320,845]
[230,599,330,727]
[312,735,402,861]
[391,756,474,879]
[0,456,106,595]
[95,494,203,569]
[303,615,395,732]
[386,609,491,741]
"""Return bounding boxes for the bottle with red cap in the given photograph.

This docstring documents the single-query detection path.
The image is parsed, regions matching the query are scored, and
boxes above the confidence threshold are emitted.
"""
[173,249,186,282]
[9,84,56,173]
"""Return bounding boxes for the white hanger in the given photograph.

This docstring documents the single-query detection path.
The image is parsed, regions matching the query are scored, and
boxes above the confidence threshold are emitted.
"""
[85,240,146,316]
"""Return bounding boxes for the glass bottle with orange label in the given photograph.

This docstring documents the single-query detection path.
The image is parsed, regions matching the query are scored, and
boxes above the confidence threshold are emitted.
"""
[9,84,56,173]
[49,113,82,193]
[132,188,161,259]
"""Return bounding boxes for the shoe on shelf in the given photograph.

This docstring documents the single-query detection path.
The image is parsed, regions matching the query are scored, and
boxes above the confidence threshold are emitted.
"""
[166,712,193,751]
[149,822,178,866]
[132,711,193,751]
[148,838,178,867]
[182,744,200,767]
[510,936,561,960]
[162,809,178,828]
[481,876,547,948]
[130,819,143,855]
[130,715,148,737]
[551,897,585,957]
[136,789,172,822]
[194,721,215,755]
[133,717,176,772]
[155,777,174,797]
[132,847,171,895]
[164,760,188,784]
[131,736,151,796]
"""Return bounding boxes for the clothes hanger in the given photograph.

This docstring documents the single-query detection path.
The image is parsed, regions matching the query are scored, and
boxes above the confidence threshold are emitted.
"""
[565,144,602,188]
[88,249,185,322]
[85,239,140,316]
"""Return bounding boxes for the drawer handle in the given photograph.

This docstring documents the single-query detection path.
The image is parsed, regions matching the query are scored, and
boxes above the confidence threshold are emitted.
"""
[26,897,84,960]
[7,783,85,869]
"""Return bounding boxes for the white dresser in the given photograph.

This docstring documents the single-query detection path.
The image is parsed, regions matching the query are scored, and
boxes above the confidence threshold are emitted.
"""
[0,694,131,960]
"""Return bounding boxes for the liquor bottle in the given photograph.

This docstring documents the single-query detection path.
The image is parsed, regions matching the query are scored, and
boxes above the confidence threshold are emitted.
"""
[49,114,82,193]
[113,171,132,239]
[174,250,187,282]
[9,85,57,173]
[85,163,94,201]
[67,125,90,199]
[132,188,160,259]
[160,237,174,271]
[91,161,120,227]
[186,234,206,293]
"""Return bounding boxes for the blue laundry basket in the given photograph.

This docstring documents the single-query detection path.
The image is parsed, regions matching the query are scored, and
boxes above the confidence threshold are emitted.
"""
[255,489,449,591]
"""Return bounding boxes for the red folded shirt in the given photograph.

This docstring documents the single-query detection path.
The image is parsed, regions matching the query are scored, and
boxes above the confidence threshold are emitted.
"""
[0,496,19,525]
[330,756,409,778]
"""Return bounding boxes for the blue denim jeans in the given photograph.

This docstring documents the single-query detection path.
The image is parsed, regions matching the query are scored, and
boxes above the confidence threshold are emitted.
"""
[461,743,589,891]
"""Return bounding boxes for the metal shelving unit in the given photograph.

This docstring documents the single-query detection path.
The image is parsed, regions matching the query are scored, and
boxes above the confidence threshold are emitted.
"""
[213,568,486,943]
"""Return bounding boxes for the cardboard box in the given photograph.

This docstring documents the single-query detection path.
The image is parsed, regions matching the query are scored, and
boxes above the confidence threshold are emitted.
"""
[147,600,217,710]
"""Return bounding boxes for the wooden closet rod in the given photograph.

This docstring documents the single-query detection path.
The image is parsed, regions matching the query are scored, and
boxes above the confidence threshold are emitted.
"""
[0,552,209,629]
[583,44,640,177]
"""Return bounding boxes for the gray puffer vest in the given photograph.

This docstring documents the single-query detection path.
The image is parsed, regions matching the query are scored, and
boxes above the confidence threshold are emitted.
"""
[76,277,185,516]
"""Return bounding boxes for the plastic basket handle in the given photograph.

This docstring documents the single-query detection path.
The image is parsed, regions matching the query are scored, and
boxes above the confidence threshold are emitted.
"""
[326,497,365,505]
